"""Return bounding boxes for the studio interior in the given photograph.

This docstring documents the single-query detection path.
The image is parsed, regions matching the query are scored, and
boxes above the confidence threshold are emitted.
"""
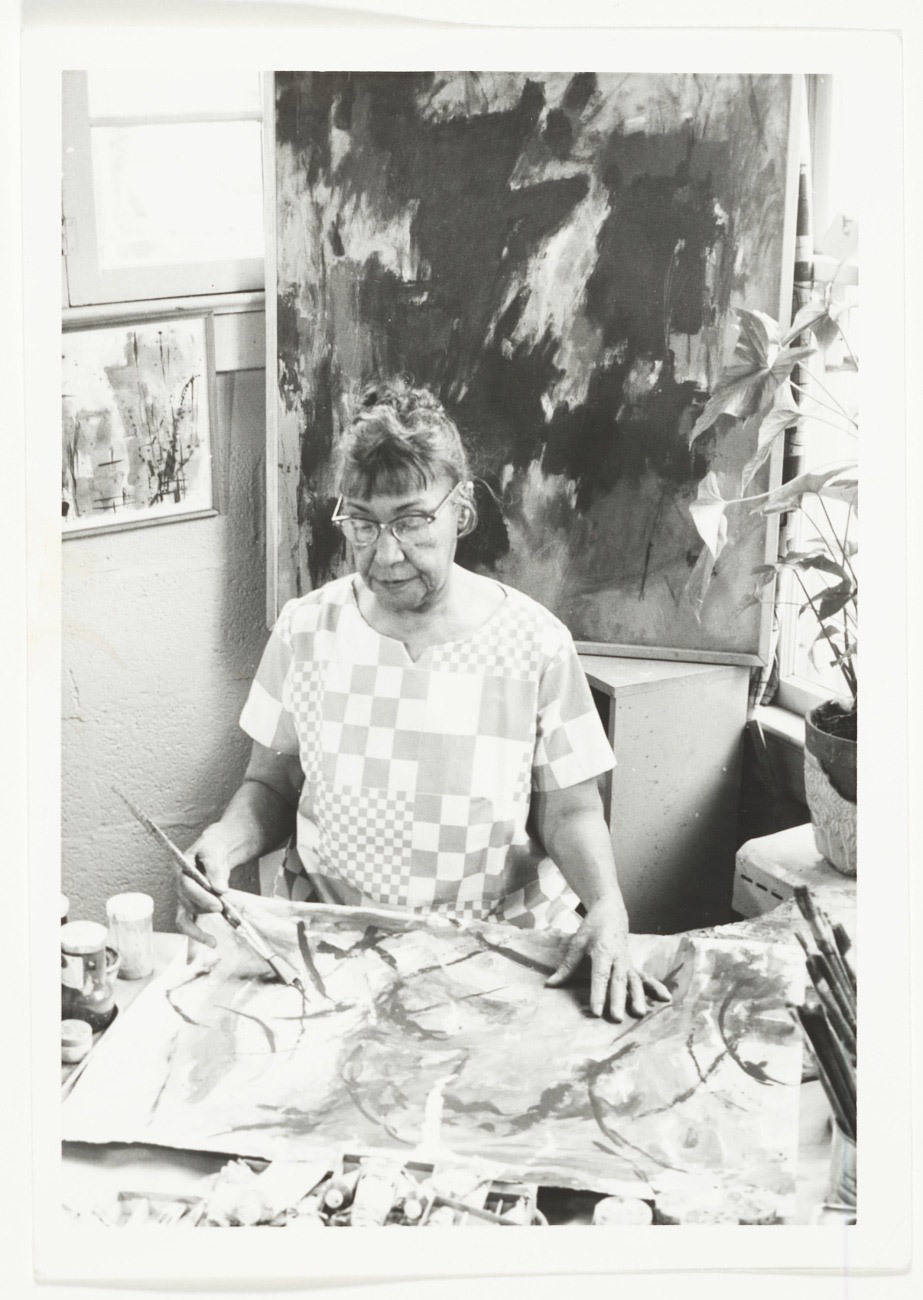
[59,69,861,1232]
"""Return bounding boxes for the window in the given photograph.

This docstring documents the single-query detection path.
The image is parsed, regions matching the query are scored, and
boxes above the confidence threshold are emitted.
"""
[62,71,266,306]
[775,75,859,715]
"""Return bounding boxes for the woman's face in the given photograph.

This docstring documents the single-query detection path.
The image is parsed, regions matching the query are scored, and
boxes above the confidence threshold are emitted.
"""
[341,477,462,615]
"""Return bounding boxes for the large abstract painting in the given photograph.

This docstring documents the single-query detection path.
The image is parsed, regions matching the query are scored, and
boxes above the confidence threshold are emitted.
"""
[270,72,796,658]
[62,898,803,1206]
[62,315,216,536]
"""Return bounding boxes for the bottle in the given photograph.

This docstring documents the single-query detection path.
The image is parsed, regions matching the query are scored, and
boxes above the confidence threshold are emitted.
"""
[61,921,118,1032]
[106,892,154,979]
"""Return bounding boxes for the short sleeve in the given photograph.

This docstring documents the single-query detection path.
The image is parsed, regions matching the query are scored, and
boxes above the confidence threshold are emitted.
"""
[532,643,615,792]
[239,601,300,756]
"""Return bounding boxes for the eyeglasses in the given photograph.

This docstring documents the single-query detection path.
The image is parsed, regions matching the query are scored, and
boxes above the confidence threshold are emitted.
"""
[331,484,460,549]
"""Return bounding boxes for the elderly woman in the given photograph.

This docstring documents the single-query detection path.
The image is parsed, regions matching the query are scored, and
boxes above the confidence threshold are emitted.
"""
[179,380,670,1021]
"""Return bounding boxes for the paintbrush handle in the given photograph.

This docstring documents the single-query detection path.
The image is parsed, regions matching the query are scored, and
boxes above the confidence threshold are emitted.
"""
[806,1003,856,1120]
[806,950,856,1036]
[832,922,858,992]
[790,1008,852,1139]
[214,898,303,990]
[795,1006,855,1139]
[796,889,856,1017]
[815,979,857,1059]
[818,910,856,1003]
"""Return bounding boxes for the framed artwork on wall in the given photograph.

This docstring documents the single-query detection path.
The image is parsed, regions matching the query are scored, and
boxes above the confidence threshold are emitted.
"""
[62,312,218,538]
[266,72,800,664]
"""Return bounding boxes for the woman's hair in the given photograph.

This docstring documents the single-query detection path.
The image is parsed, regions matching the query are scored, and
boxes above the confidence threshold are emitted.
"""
[336,377,476,533]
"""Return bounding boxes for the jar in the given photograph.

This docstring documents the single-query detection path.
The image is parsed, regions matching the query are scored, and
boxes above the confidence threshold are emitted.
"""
[106,892,154,979]
[61,921,118,1032]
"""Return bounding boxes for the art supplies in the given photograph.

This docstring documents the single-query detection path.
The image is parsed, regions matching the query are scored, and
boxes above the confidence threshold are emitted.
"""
[61,1019,92,1064]
[106,892,154,979]
[791,887,857,1144]
[114,789,307,998]
[60,921,117,1032]
[650,1172,782,1225]
[61,898,804,1203]
[591,1196,654,1226]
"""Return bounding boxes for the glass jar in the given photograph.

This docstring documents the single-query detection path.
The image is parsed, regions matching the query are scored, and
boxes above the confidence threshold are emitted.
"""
[106,892,154,979]
[61,920,118,1032]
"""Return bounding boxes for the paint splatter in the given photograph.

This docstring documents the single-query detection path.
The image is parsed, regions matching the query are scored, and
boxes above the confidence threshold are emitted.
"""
[273,72,792,654]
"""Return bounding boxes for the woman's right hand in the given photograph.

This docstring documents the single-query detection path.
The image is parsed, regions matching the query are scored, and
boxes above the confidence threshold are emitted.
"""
[176,823,234,947]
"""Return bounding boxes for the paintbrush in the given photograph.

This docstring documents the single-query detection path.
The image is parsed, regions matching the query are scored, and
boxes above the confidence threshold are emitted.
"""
[803,1002,856,1133]
[795,932,856,1036]
[832,919,858,993]
[114,788,307,998]
[812,976,857,1060]
[794,888,856,1023]
[790,1005,855,1140]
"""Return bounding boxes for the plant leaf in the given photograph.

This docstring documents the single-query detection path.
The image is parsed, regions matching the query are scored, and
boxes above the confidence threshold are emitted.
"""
[684,543,717,621]
[800,579,854,622]
[739,401,803,489]
[783,298,847,352]
[780,551,850,581]
[688,472,730,560]
[688,309,817,445]
[758,461,858,516]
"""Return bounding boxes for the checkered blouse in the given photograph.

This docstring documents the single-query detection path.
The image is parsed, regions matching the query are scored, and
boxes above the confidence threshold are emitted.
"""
[239,576,614,931]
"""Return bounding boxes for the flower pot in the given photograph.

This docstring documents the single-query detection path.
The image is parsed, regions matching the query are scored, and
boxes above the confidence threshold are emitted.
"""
[804,700,857,877]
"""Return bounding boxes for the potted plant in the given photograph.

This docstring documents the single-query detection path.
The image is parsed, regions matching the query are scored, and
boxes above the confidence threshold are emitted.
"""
[685,297,858,875]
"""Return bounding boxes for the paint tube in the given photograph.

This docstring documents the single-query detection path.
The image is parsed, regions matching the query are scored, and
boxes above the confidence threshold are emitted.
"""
[349,1160,404,1226]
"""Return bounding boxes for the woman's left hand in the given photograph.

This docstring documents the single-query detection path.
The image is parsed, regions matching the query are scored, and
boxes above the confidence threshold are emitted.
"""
[545,896,673,1020]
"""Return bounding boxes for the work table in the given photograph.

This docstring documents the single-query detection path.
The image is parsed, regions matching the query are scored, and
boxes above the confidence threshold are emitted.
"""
[60,921,839,1227]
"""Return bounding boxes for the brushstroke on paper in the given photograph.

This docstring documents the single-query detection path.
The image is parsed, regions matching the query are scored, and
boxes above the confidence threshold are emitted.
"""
[62,897,803,1203]
[271,72,795,657]
[62,317,214,533]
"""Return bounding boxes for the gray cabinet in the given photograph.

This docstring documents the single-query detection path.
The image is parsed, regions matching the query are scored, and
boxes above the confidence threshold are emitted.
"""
[580,655,750,935]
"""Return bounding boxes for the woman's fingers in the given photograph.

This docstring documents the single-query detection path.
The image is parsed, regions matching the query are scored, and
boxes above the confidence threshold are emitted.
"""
[175,903,217,948]
[604,951,627,1022]
[545,933,587,988]
[626,969,647,1018]
[177,869,224,913]
[643,974,673,1003]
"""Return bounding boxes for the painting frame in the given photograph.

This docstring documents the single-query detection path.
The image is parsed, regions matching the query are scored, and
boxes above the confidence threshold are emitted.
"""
[264,72,801,668]
[62,311,219,539]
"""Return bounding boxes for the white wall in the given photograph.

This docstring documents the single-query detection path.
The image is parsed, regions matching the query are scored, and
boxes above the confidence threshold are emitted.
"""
[61,361,268,931]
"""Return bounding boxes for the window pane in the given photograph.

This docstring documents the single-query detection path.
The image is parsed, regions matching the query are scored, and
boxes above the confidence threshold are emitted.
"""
[826,79,861,225]
[788,295,858,700]
[91,121,264,267]
[788,493,857,699]
[87,70,261,118]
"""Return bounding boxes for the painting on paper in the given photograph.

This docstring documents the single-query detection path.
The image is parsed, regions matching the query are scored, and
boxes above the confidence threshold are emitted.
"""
[270,72,797,660]
[62,898,804,1209]
[62,315,216,536]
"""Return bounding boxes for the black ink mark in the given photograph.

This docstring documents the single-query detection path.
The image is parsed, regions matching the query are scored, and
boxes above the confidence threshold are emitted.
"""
[296,920,331,1001]
[164,967,211,1026]
[214,1003,278,1054]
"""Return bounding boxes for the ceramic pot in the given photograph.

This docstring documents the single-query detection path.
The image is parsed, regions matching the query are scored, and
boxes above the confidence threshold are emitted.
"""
[804,700,857,877]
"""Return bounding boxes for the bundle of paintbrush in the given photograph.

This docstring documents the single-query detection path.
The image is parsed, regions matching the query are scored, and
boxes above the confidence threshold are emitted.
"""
[789,886,856,1141]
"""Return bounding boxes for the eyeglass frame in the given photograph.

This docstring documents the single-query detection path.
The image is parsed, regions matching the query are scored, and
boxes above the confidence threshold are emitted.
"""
[331,482,463,549]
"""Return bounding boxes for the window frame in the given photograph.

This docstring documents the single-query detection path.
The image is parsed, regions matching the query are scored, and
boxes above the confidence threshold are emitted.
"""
[62,70,266,307]
[774,74,858,717]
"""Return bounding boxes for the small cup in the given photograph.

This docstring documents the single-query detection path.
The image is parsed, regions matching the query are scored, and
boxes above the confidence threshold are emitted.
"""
[61,1018,93,1064]
[106,892,154,980]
